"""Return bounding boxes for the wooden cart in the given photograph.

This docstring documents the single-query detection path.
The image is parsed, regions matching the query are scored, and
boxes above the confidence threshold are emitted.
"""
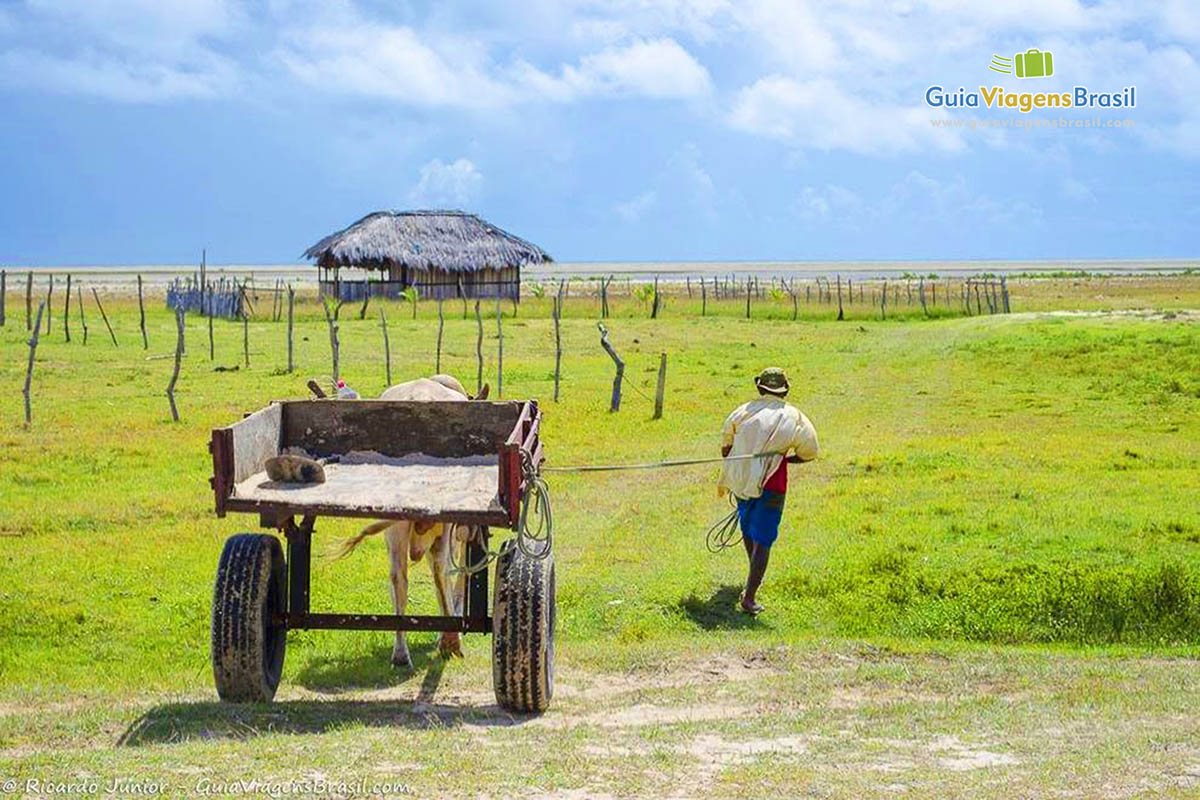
[207,399,552,712]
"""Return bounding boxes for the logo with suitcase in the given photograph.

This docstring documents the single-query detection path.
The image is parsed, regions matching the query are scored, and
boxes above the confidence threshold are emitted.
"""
[990,49,1054,78]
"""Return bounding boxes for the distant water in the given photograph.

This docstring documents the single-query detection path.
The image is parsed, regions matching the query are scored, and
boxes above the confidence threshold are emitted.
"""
[8,259,1195,290]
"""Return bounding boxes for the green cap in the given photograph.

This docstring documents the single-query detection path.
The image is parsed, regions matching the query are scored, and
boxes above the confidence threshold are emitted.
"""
[755,367,789,395]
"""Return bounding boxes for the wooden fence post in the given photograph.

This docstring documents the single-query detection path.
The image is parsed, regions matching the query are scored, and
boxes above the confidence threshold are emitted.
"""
[745,278,751,319]
[598,322,624,412]
[92,288,117,346]
[474,300,483,396]
[650,275,660,319]
[0,269,5,327]
[25,272,32,331]
[23,302,45,425]
[286,284,294,373]
[322,297,341,382]
[138,274,149,349]
[553,295,562,403]
[44,274,53,334]
[76,285,87,345]
[379,307,392,387]
[359,283,371,320]
[496,298,504,398]
[880,280,888,320]
[1001,276,1011,313]
[241,302,250,366]
[701,280,707,316]
[167,308,184,422]
[836,275,844,321]
[436,299,445,374]
[63,274,71,342]
[653,352,667,420]
[919,278,928,316]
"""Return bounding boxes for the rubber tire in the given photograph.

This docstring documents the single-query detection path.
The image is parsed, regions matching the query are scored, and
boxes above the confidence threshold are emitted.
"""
[492,539,556,713]
[211,534,287,703]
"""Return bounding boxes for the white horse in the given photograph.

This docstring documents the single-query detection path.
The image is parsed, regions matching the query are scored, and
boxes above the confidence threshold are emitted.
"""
[334,374,487,667]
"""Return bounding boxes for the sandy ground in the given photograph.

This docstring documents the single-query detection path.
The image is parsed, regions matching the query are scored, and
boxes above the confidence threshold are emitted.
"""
[234,452,502,515]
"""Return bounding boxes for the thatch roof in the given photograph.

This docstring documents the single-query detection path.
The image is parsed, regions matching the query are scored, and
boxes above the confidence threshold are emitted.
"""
[303,210,552,272]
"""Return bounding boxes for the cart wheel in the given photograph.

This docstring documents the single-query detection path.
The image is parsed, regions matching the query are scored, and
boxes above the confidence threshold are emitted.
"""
[492,539,555,713]
[211,534,287,703]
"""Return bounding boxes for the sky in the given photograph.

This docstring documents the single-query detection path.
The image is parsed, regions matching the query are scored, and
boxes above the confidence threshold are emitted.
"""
[0,0,1197,265]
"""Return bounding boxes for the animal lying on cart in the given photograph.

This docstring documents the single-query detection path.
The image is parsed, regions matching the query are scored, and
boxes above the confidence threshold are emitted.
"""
[207,376,554,713]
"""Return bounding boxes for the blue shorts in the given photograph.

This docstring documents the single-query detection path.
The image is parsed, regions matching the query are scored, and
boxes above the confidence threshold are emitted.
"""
[736,490,785,549]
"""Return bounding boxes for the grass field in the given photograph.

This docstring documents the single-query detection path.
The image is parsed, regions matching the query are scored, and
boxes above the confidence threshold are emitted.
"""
[1,275,1198,797]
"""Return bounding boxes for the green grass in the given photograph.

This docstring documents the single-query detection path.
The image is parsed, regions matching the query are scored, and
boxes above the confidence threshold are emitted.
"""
[0,280,1198,795]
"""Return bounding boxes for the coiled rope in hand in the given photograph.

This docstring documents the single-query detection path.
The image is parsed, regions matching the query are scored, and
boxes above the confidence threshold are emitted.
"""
[705,495,742,553]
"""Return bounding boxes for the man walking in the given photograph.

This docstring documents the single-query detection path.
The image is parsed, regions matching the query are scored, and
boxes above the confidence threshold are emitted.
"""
[719,368,819,615]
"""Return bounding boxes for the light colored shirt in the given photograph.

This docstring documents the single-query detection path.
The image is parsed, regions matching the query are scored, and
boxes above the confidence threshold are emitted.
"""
[718,397,819,499]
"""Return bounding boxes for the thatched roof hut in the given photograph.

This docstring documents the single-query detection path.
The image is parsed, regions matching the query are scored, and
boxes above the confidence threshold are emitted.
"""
[304,210,552,302]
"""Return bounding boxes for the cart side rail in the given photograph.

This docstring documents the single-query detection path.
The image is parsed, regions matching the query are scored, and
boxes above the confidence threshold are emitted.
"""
[210,403,283,517]
[501,400,542,528]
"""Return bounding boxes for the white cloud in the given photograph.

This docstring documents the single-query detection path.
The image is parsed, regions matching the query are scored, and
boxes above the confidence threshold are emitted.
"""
[729,75,964,154]
[796,184,863,222]
[26,0,241,45]
[279,25,710,107]
[616,143,723,224]
[408,158,484,207]
[0,47,236,101]
[884,170,1044,229]
[558,38,712,99]
[790,171,1045,231]
[0,0,1196,162]
[278,25,516,107]
[1061,177,1096,202]
[0,0,242,100]
[615,190,657,222]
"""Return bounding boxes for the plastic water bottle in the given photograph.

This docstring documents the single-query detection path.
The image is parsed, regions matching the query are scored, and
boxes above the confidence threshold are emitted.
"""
[335,379,359,399]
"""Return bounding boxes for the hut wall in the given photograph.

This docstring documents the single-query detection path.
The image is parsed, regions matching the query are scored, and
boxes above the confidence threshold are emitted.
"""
[410,266,519,301]
[319,266,520,302]
[319,274,403,301]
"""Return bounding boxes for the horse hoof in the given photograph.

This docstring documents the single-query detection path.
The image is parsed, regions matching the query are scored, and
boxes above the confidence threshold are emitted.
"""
[391,652,412,668]
[438,633,463,659]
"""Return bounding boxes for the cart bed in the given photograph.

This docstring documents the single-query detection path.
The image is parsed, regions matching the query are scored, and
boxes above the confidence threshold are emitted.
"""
[210,399,542,526]
[233,453,503,518]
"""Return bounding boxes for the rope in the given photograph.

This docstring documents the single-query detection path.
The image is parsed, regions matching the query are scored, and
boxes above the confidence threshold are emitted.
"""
[517,450,553,560]
[447,527,496,577]
[542,452,777,473]
[450,449,554,574]
[705,495,742,553]
[450,452,780,571]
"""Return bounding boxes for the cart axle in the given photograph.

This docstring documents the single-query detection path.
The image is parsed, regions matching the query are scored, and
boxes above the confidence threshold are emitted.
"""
[279,612,491,633]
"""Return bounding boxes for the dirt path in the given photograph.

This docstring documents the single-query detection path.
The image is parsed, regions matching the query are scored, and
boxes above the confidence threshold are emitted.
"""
[3,643,1199,798]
